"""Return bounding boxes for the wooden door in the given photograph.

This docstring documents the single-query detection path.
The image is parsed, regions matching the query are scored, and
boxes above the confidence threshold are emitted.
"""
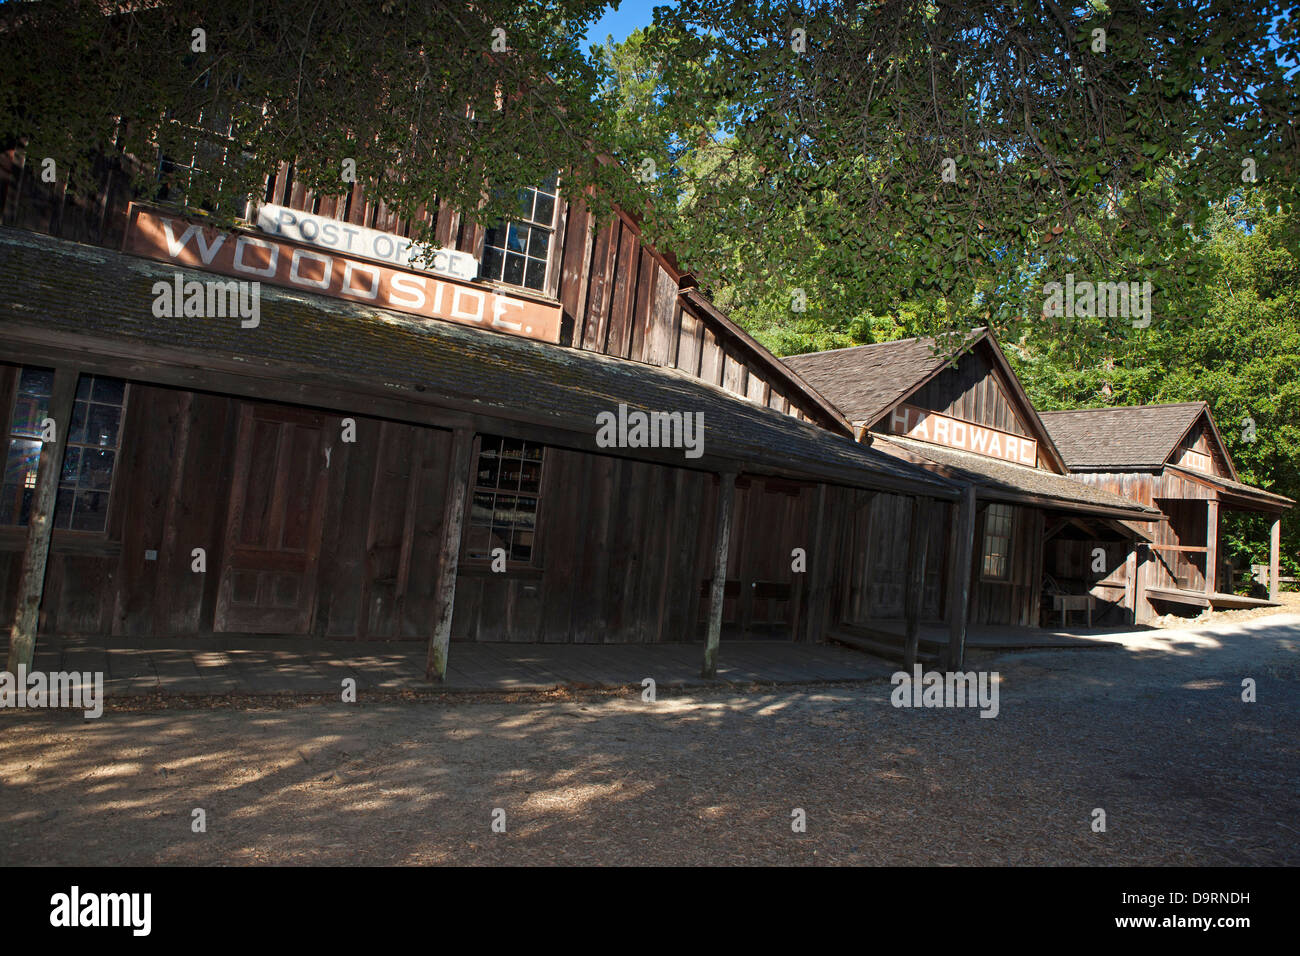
[214,404,333,634]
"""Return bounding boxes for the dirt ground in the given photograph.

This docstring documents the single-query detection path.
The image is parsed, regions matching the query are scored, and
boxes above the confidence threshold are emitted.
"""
[2,612,1297,866]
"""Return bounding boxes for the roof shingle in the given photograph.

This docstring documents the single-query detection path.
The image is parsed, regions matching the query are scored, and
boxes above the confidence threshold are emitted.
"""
[782,332,979,425]
[1038,403,1207,470]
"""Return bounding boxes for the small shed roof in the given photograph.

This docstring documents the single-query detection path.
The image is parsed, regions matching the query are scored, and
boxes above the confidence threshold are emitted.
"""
[783,331,980,427]
[1038,403,1209,471]
[1166,465,1294,513]
[0,227,959,499]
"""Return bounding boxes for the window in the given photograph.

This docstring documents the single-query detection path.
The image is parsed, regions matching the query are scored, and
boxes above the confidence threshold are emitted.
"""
[466,435,544,564]
[980,503,1014,581]
[2,369,128,533]
[480,176,559,292]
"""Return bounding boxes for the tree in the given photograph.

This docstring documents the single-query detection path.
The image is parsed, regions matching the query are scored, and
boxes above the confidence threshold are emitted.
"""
[628,0,1299,340]
[0,0,619,236]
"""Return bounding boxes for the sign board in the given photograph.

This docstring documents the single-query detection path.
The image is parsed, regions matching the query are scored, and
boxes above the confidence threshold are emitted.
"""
[124,205,562,344]
[255,203,478,281]
[888,404,1038,467]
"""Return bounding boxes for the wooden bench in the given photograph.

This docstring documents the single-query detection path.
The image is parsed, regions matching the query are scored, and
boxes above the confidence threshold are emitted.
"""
[699,579,801,636]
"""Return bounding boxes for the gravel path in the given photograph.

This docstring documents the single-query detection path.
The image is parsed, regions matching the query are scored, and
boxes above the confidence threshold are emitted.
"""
[2,614,1297,866]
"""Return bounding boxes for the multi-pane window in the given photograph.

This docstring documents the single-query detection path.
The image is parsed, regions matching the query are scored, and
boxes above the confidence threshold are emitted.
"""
[480,176,559,292]
[980,503,1014,581]
[1,369,128,533]
[466,436,544,564]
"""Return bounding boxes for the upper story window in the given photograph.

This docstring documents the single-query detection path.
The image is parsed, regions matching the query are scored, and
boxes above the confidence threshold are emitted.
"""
[480,176,559,293]
[2,368,128,533]
[980,503,1014,581]
[466,435,545,565]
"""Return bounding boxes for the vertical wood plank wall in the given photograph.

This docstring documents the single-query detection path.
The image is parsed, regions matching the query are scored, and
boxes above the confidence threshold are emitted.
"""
[0,374,833,643]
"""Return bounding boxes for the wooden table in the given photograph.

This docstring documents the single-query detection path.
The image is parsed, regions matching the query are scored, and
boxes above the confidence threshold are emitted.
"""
[1053,593,1095,627]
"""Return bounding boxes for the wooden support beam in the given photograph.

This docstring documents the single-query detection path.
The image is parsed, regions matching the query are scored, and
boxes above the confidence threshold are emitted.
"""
[902,496,932,672]
[797,483,828,643]
[1205,498,1219,596]
[1124,547,1138,625]
[702,472,737,679]
[425,427,474,682]
[945,485,976,671]
[1270,516,1282,603]
[6,367,79,674]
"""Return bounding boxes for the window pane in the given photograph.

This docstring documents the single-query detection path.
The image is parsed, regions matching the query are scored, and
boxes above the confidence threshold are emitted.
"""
[527,228,550,259]
[69,401,89,444]
[20,368,54,399]
[62,446,81,483]
[481,246,504,283]
[505,223,527,254]
[11,394,49,438]
[80,449,116,491]
[524,258,547,290]
[470,492,495,526]
[68,490,109,532]
[85,404,122,447]
[503,253,526,286]
[518,460,541,495]
[5,438,41,489]
[533,192,555,226]
[91,377,126,405]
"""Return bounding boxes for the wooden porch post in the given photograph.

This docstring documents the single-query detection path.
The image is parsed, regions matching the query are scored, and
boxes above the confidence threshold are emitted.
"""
[425,427,474,682]
[1270,515,1282,603]
[702,472,737,679]
[945,485,976,671]
[1205,497,1219,597]
[1124,547,1138,625]
[6,367,79,675]
[798,482,829,643]
[902,496,932,671]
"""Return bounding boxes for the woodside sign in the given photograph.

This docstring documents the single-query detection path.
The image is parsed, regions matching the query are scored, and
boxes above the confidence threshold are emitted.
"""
[889,404,1038,467]
[123,204,563,344]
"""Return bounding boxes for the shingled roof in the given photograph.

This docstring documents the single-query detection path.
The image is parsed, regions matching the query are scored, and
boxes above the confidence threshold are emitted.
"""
[874,435,1160,521]
[1038,403,1209,470]
[783,332,979,426]
[0,228,959,499]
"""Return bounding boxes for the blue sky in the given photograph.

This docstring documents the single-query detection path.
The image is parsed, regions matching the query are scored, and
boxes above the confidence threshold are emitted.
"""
[583,0,665,52]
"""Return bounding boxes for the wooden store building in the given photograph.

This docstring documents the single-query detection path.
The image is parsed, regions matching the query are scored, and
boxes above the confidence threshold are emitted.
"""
[785,334,1292,655]
[1040,402,1293,621]
[0,159,1290,679]
[0,153,976,679]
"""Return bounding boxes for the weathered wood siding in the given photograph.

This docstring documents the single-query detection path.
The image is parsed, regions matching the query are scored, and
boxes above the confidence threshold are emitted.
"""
[838,491,948,626]
[0,150,832,425]
[966,505,1043,627]
[908,350,1033,440]
[0,366,831,642]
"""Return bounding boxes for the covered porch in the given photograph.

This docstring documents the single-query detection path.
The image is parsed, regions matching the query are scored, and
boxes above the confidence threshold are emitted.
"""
[1144,464,1291,616]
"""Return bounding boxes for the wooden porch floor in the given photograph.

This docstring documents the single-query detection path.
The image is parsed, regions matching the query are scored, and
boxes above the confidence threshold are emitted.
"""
[829,620,1134,663]
[25,635,896,698]
[1147,587,1280,611]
